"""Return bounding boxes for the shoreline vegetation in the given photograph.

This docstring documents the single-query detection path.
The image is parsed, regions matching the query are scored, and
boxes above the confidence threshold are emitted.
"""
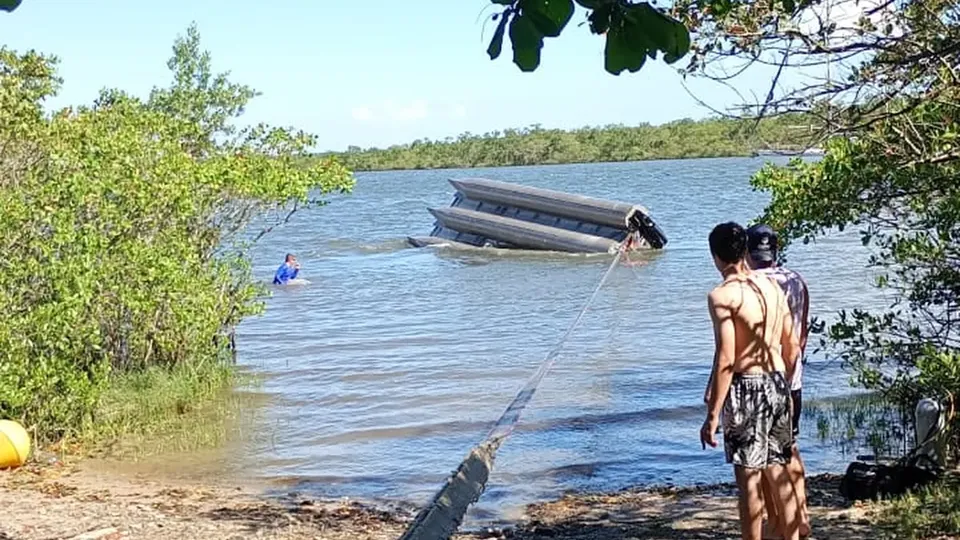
[317,115,822,172]
[0,27,353,455]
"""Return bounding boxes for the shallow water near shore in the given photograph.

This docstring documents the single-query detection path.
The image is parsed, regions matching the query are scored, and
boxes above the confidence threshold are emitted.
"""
[208,158,889,525]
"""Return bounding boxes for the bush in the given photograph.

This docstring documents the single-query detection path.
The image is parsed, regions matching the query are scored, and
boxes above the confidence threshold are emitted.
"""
[878,478,960,539]
[0,25,354,445]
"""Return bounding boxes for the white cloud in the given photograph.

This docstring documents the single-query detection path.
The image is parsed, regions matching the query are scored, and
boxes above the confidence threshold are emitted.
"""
[386,99,429,121]
[351,106,374,121]
[450,104,467,119]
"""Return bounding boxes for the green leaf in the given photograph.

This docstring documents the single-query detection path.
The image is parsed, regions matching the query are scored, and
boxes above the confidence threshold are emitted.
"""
[491,0,514,5]
[588,3,613,34]
[575,0,601,8]
[0,0,22,12]
[488,12,511,60]
[625,5,668,49]
[605,22,647,75]
[509,13,545,71]
[622,3,690,64]
[706,0,734,18]
[781,0,796,13]
[664,21,692,64]
[520,0,575,37]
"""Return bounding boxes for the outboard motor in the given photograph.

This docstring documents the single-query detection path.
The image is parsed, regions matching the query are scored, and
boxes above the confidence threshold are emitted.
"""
[915,397,945,467]
[628,209,667,249]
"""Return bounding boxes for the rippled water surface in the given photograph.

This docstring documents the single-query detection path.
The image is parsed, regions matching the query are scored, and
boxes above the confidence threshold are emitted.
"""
[230,158,886,523]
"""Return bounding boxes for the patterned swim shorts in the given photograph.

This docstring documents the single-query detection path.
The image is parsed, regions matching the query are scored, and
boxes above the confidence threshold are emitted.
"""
[722,372,794,469]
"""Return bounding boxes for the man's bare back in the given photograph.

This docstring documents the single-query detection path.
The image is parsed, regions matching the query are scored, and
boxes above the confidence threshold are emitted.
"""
[708,273,798,378]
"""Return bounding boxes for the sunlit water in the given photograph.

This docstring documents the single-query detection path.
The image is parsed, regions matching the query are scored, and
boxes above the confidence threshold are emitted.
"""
[217,158,887,524]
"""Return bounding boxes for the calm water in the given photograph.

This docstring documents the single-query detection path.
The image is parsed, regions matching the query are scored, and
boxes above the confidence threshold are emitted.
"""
[231,158,886,523]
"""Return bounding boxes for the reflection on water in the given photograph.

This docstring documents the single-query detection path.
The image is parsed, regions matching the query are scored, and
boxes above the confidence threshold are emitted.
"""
[84,381,269,485]
[193,158,888,523]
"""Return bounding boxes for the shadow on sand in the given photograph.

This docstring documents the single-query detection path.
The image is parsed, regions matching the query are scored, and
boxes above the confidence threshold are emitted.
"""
[188,474,880,540]
[504,475,879,540]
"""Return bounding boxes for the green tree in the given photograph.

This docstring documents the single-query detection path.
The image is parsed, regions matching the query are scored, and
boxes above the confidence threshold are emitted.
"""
[0,26,353,442]
[322,114,809,171]
[689,0,960,470]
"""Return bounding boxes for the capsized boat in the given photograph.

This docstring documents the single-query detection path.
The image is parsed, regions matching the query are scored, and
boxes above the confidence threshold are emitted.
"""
[407,178,667,253]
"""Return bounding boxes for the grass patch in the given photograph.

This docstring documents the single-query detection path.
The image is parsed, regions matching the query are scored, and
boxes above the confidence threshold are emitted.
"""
[876,476,960,539]
[804,393,913,458]
[49,361,257,459]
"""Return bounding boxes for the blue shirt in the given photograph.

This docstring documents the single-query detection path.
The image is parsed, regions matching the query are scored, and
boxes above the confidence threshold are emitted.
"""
[273,263,299,285]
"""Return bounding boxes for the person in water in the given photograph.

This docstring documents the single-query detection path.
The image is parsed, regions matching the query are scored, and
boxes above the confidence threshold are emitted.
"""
[746,224,811,539]
[273,253,301,285]
[700,222,802,540]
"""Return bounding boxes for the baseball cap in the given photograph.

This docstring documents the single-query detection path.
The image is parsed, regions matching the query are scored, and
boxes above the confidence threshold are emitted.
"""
[746,224,778,263]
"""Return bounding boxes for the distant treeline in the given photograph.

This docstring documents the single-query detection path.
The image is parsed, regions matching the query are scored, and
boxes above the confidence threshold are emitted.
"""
[320,115,819,171]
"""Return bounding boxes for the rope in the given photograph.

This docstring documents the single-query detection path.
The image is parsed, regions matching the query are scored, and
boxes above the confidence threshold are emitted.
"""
[398,240,630,540]
[484,244,627,447]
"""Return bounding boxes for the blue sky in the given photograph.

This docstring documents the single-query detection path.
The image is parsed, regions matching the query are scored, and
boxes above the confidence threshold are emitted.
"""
[0,0,783,151]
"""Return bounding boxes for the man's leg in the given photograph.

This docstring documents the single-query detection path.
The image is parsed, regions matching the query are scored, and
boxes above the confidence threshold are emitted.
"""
[763,464,801,540]
[734,465,765,540]
[787,389,810,537]
[760,474,782,539]
[789,445,810,536]
[760,475,783,538]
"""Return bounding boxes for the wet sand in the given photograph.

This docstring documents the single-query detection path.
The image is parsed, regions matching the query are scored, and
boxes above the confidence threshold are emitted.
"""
[0,458,885,540]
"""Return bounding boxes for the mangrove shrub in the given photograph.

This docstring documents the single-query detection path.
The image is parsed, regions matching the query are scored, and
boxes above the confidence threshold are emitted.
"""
[327,115,813,171]
[0,25,354,442]
[686,0,960,460]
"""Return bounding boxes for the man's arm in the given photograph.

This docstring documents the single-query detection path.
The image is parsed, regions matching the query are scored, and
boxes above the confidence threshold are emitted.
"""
[706,289,736,421]
[780,290,801,380]
[800,279,810,354]
[704,349,717,404]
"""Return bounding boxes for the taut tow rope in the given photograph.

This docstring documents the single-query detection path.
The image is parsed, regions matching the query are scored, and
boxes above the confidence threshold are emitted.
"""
[399,239,630,540]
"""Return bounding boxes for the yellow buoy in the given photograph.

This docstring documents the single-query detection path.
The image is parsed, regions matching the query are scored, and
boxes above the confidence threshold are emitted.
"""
[0,420,30,469]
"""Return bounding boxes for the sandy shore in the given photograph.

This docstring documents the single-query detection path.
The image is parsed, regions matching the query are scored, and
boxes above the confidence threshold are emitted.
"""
[0,458,885,540]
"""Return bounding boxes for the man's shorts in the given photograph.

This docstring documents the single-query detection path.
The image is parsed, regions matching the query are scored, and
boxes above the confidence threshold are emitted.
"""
[791,389,802,438]
[722,372,794,469]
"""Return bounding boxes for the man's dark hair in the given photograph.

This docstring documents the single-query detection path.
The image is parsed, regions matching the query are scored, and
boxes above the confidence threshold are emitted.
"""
[709,222,748,265]
[285,253,295,262]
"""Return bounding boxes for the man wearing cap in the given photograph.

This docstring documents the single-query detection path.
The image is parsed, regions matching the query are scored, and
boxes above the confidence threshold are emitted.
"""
[746,224,811,539]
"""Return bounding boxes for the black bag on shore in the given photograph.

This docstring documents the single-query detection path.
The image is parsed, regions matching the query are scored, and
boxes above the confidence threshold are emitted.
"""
[840,400,943,501]
[839,453,942,501]
[840,404,945,501]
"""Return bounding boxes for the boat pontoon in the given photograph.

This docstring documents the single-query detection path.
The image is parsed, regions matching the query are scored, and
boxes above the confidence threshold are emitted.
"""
[407,178,667,254]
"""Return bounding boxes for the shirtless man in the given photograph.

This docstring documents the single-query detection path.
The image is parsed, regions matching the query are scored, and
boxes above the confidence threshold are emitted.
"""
[700,222,802,540]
